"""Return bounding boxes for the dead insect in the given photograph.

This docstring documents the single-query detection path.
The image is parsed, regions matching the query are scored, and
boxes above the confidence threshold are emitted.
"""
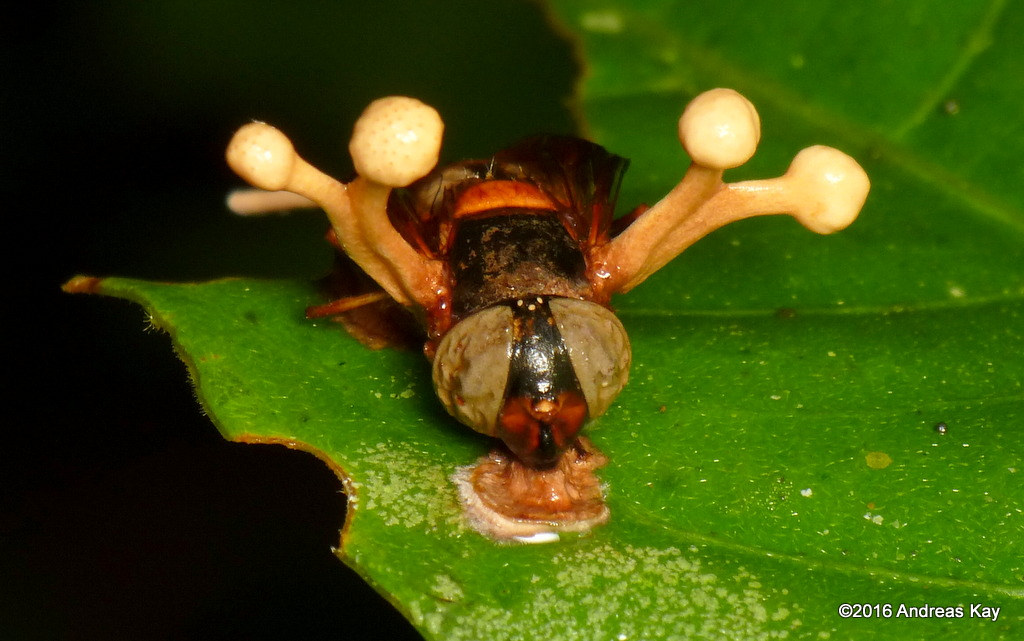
[226,90,869,541]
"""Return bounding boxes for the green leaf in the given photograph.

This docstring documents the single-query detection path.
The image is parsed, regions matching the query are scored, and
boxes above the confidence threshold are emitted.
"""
[70,0,1024,638]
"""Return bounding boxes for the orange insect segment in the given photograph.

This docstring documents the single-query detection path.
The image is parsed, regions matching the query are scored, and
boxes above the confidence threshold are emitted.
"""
[453,180,558,218]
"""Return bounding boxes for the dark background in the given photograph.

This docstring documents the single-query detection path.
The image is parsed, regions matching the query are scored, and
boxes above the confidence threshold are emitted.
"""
[4,2,577,638]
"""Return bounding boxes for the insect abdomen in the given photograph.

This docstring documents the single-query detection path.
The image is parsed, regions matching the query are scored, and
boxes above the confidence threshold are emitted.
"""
[448,210,589,318]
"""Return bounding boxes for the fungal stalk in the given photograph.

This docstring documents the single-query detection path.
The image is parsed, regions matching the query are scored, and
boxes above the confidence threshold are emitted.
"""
[593,88,869,295]
[226,96,446,309]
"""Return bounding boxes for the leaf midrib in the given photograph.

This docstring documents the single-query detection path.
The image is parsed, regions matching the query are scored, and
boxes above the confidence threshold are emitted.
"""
[619,291,1024,318]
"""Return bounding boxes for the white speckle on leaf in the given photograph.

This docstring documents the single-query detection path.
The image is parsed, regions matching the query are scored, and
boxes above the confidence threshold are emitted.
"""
[410,543,801,640]
[862,512,885,525]
[429,573,465,602]
[580,10,624,34]
[354,442,465,533]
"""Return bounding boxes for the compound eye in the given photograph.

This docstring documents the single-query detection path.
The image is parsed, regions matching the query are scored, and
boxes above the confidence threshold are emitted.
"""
[432,306,514,436]
[548,299,631,419]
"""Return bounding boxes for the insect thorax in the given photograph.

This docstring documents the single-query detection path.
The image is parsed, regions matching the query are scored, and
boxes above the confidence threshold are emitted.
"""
[448,209,590,319]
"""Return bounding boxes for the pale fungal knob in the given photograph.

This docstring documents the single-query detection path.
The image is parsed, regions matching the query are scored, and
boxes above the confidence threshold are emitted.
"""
[784,145,870,234]
[678,88,761,170]
[349,96,444,188]
[225,122,298,191]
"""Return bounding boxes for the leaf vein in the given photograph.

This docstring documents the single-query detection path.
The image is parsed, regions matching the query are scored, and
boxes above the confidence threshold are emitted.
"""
[891,0,1008,140]
[619,290,1024,319]
[622,506,1024,599]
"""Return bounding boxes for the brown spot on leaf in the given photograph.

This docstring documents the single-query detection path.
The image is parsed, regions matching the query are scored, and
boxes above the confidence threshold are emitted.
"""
[865,451,893,470]
[62,275,105,294]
